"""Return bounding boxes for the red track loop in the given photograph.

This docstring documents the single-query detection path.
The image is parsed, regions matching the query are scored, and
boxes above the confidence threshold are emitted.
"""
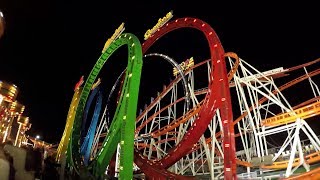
[136,17,237,179]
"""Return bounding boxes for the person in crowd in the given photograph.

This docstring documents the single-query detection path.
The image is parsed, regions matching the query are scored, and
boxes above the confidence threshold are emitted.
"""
[42,155,60,179]
[5,152,15,180]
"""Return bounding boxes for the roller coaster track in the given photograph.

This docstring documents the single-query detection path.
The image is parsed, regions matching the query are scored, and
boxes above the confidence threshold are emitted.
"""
[136,55,320,177]
[232,100,320,170]
[283,165,320,179]
[206,60,320,141]
[102,86,205,145]
[139,51,319,178]
[80,85,101,144]
[70,33,142,179]
[133,17,236,179]
[134,53,238,178]
[135,96,205,137]
[135,52,238,130]
[286,58,320,72]
[80,85,103,165]
[134,60,212,134]
[61,13,319,178]
[135,53,238,136]
[220,63,320,136]
[231,67,320,137]
[292,96,320,109]
[135,59,210,125]
[218,61,320,171]
[261,101,320,127]
[56,86,82,163]
[236,150,320,170]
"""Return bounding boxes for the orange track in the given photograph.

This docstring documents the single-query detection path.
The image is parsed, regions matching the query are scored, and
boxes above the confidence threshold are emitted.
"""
[283,167,320,180]
[146,61,320,177]
[262,101,320,127]
[230,68,320,138]
[134,57,320,177]
[236,151,320,169]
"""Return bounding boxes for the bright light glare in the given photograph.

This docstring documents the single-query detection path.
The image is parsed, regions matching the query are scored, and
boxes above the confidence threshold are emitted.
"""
[36,135,40,139]
[0,12,3,17]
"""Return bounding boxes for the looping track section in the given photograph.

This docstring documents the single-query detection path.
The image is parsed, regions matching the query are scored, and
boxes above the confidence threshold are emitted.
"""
[70,33,142,179]
[135,17,237,179]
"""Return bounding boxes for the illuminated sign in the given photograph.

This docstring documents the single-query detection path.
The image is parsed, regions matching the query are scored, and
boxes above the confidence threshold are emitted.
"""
[74,75,84,91]
[91,78,101,90]
[102,23,125,53]
[144,11,173,40]
[173,57,194,76]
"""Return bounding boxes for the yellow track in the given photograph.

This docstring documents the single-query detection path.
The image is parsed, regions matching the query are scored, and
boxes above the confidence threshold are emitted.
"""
[56,87,82,162]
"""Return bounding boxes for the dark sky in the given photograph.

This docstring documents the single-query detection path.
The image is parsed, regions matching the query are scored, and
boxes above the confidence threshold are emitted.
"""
[0,1,319,143]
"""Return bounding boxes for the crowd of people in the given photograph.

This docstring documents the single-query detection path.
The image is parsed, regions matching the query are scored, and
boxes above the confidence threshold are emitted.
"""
[0,141,16,180]
[0,141,60,180]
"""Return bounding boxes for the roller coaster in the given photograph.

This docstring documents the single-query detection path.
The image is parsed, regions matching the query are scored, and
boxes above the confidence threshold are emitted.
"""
[56,12,320,179]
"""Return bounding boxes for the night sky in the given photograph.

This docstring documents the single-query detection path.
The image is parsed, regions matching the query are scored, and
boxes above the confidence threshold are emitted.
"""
[0,1,319,144]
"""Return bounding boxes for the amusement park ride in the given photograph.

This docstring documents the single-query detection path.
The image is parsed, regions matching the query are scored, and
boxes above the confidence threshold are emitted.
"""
[0,80,33,147]
[0,11,50,151]
[0,11,31,148]
[53,11,320,179]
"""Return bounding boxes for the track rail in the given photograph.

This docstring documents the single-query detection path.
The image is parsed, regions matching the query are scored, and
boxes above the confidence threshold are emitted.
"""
[262,101,320,127]
[56,87,82,163]
[80,85,102,165]
[134,17,236,179]
[70,33,142,179]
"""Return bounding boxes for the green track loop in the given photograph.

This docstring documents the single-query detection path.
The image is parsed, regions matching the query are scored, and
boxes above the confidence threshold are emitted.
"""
[70,33,143,179]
